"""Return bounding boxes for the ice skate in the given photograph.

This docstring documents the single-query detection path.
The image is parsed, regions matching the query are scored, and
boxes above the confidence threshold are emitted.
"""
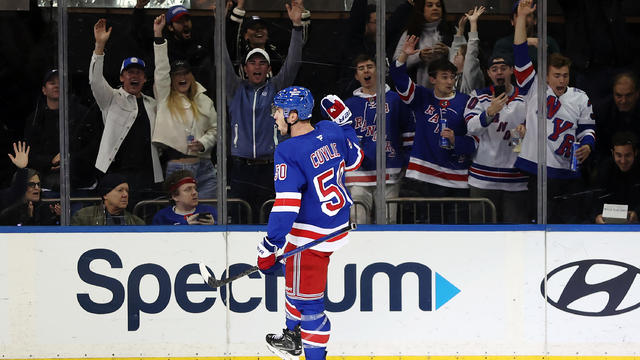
[265,326,301,360]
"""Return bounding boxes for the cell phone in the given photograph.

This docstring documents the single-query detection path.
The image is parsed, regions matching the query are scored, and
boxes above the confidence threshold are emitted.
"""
[494,85,506,97]
[197,212,212,220]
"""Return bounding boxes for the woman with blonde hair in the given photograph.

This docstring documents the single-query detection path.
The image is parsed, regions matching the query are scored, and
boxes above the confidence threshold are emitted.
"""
[152,14,218,199]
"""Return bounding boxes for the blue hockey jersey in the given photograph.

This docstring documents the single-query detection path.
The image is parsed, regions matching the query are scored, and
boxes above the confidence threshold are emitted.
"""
[344,86,415,186]
[267,120,363,252]
[152,204,218,225]
[390,60,477,188]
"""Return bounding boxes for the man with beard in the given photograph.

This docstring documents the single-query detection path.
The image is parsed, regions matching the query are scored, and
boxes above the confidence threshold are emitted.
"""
[90,19,163,204]
[464,55,529,223]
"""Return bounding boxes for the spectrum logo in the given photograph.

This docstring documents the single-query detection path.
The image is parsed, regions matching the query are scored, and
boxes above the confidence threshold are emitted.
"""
[76,249,461,331]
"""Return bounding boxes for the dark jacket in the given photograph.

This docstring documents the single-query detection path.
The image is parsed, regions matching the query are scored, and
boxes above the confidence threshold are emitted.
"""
[0,200,59,226]
[590,157,640,221]
[24,98,100,190]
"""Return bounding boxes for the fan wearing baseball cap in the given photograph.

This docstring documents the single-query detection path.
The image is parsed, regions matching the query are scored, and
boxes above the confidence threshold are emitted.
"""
[89,18,164,200]
[222,1,305,223]
[150,13,218,200]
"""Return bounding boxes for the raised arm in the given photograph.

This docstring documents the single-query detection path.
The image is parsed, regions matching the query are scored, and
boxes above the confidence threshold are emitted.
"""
[272,1,304,90]
[153,14,172,101]
[89,18,115,113]
[514,0,535,45]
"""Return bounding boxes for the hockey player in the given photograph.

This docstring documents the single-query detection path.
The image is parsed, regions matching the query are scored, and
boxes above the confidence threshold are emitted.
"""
[390,34,477,223]
[256,87,363,360]
[513,0,596,223]
[463,55,529,223]
[343,54,415,224]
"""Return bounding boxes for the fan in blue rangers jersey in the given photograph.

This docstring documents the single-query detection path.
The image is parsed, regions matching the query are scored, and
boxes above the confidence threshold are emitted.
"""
[342,54,415,224]
[256,86,363,360]
[390,35,477,193]
[512,0,596,223]
[464,55,530,223]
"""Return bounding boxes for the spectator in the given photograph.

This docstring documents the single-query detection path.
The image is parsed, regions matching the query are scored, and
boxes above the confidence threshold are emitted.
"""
[451,6,486,95]
[464,55,529,223]
[391,36,476,223]
[152,169,217,225]
[222,1,304,223]
[387,0,416,60]
[230,0,310,79]
[0,168,60,226]
[24,69,101,196]
[392,0,455,88]
[131,1,216,91]
[558,0,633,101]
[337,0,379,98]
[492,0,560,69]
[342,54,415,224]
[71,173,144,225]
[90,19,163,203]
[512,0,595,224]
[152,14,218,199]
[1,141,30,212]
[593,72,640,162]
[591,131,640,224]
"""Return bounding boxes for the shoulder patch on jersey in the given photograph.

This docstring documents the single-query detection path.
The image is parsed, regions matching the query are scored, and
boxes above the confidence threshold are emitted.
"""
[467,97,479,109]
[317,134,323,141]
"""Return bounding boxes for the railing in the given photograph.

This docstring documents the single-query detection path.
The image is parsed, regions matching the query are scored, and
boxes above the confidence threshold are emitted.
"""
[259,199,371,225]
[388,197,497,224]
[132,198,253,224]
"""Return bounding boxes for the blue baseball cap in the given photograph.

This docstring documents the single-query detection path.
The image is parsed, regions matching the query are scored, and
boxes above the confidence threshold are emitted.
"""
[167,5,190,24]
[120,57,146,74]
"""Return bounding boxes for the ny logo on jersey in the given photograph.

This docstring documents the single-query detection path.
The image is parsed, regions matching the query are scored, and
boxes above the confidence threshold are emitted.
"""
[547,95,561,119]
[548,118,574,141]
[425,105,436,116]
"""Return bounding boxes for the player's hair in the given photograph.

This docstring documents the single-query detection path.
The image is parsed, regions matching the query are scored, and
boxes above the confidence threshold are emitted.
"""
[164,169,196,196]
[353,54,376,68]
[612,72,639,91]
[547,53,572,70]
[611,131,638,151]
[428,58,458,78]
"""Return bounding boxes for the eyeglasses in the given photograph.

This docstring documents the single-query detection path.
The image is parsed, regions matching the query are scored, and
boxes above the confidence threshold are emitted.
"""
[27,182,41,188]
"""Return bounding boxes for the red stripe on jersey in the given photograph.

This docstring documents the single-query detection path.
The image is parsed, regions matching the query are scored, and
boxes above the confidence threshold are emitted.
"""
[469,167,525,178]
[289,228,348,243]
[407,162,468,181]
[397,81,415,102]
[514,64,534,85]
[274,198,301,207]
[346,174,390,183]
[285,302,301,318]
[302,331,330,345]
[346,149,365,171]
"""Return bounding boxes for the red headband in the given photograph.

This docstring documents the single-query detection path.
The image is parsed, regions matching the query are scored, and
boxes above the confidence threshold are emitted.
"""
[169,177,197,193]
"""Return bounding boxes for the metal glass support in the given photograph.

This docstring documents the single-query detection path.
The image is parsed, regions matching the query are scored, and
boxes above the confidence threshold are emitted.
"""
[374,1,387,224]
[215,0,228,225]
[58,0,71,225]
[536,0,548,224]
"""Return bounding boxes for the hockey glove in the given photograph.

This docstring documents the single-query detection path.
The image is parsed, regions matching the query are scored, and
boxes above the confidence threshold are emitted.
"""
[321,94,352,126]
[257,237,280,274]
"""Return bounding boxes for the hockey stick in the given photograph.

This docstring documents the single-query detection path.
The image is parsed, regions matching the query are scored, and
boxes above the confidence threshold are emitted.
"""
[199,223,356,289]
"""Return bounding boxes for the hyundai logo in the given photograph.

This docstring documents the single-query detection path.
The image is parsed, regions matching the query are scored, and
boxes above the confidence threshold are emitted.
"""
[541,259,640,316]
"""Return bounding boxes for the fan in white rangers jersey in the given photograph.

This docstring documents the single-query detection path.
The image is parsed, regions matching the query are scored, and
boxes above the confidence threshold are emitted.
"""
[464,55,529,223]
[513,0,596,223]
